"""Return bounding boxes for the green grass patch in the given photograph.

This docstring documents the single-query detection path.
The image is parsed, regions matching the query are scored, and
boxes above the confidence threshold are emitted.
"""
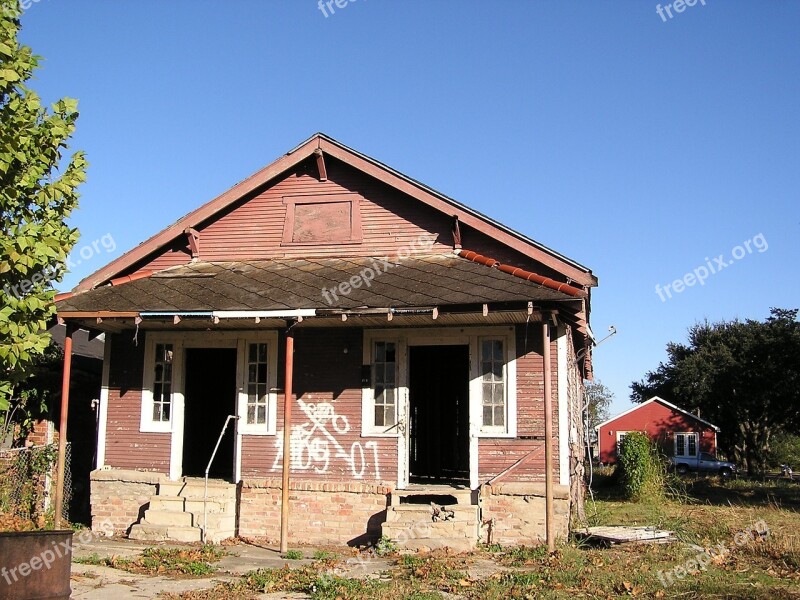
[75,544,225,577]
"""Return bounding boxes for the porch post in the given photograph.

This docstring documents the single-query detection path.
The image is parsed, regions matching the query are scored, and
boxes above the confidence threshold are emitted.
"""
[54,322,75,529]
[542,323,555,551]
[279,328,295,554]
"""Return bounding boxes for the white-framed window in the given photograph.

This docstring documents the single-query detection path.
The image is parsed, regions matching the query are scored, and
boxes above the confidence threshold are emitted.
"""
[246,343,269,426]
[360,327,517,439]
[362,337,401,436]
[675,432,698,458]
[140,331,278,436]
[237,336,279,435]
[373,341,398,428]
[141,339,178,433]
[479,337,506,432]
[616,431,630,456]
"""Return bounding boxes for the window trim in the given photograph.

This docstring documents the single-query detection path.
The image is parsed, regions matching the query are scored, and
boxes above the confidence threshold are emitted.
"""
[237,336,279,436]
[478,336,509,435]
[281,193,363,246]
[675,431,698,458]
[140,338,178,433]
[360,327,517,439]
[361,334,404,437]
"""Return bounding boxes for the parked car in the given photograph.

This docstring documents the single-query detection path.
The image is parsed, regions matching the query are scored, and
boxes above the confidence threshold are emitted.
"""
[670,452,737,477]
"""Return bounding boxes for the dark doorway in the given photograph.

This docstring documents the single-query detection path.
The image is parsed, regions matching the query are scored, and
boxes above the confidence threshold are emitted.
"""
[408,345,470,483]
[182,348,237,479]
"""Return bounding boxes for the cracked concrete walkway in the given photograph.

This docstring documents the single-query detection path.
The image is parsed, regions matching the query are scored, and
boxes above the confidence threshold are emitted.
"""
[70,537,394,599]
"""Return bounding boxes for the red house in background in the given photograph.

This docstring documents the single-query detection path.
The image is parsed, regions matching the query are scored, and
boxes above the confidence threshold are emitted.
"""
[596,396,719,464]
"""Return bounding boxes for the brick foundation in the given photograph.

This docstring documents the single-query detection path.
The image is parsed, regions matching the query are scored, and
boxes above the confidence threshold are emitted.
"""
[90,469,164,535]
[239,479,392,546]
[480,482,570,546]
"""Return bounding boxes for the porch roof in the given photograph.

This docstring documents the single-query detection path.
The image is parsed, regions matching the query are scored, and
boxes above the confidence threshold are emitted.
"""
[56,253,574,314]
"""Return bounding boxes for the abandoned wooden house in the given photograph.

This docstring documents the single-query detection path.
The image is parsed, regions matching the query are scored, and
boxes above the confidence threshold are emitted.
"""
[54,133,598,549]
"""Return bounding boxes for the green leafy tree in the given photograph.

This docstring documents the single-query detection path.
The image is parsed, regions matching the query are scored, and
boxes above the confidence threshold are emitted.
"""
[585,380,613,433]
[0,2,86,411]
[631,308,800,475]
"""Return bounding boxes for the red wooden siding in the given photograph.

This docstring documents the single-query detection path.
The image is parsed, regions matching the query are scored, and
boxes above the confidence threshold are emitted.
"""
[125,157,566,282]
[598,401,717,464]
[104,332,171,473]
[241,328,397,482]
[478,325,560,483]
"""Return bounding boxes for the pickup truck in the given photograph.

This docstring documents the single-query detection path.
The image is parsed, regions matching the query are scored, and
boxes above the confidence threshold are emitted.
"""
[669,452,737,477]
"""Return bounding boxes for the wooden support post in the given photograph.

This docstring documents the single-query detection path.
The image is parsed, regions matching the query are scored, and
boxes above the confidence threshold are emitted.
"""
[542,322,555,552]
[279,328,295,554]
[54,322,75,529]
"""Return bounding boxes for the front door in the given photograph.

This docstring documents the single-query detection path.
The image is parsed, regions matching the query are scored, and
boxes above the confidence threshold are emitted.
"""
[408,345,470,483]
[182,348,237,479]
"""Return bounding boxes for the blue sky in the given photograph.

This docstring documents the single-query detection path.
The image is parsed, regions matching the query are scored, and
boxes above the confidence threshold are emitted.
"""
[18,0,799,415]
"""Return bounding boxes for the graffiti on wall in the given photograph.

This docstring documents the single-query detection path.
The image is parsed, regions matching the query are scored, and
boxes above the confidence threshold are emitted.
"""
[272,399,381,479]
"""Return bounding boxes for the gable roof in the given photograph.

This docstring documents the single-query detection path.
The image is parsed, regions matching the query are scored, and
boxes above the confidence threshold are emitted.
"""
[73,133,597,293]
[595,396,720,432]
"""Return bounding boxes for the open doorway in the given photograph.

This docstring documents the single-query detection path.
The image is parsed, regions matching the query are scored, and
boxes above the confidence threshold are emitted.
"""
[408,345,470,484]
[182,348,237,479]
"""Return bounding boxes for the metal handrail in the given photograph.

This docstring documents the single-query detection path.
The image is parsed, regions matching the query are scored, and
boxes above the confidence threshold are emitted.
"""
[202,414,238,543]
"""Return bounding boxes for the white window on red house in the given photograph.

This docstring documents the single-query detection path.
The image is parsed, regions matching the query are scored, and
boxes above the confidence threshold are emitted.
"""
[152,343,173,422]
[373,341,397,428]
[675,432,698,457]
[247,343,269,425]
[481,338,506,429]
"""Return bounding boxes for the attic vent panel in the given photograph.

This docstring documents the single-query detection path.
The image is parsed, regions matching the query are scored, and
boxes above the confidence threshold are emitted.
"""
[282,193,362,245]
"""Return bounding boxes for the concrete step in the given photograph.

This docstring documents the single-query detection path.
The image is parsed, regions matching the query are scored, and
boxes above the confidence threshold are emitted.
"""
[386,504,479,523]
[149,495,185,511]
[392,487,473,506]
[185,498,237,515]
[158,480,238,500]
[143,509,193,527]
[129,523,202,543]
[193,513,236,530]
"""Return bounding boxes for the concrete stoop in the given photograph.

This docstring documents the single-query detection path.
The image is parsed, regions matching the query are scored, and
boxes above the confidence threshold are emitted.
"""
[129,478,237,543]
[381,487,479,553]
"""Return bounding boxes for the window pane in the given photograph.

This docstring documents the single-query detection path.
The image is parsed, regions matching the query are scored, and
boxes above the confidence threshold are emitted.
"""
[375,406,384,427]
[493,340,503,360]
[384,388,395,404]
[257,405,266,424]
[385,408,396,427]
[385,343,396,362]
[152,403,161,422]
[677,435,685,455]
[375,342,385,362]
[153,382,163,402]
[688,435,697,456]
[481,340,492,358]
[257,363,267,383]
[162,402,170,421]
[482,382,493,402]
[492,362,503,382]
[247,405,255,424]
[249,343,258,362]
[483,405,493,426]
[494,405,505,427]
[258,343,267,362]
[374,364,384,382]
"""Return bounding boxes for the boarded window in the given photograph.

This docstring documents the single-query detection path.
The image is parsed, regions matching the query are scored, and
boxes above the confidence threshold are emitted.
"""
[481,338,505,428]
[152,344,173,422]
[373,341,397,428]
[247,343,269,425]
[282,194,362,245]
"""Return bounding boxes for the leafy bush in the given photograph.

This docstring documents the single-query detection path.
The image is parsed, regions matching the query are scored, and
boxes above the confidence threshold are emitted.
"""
[768,432,800,470]
[617,432,666,501]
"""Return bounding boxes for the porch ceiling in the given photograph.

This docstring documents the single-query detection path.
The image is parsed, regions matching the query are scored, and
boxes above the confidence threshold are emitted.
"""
[56,254,573,314]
